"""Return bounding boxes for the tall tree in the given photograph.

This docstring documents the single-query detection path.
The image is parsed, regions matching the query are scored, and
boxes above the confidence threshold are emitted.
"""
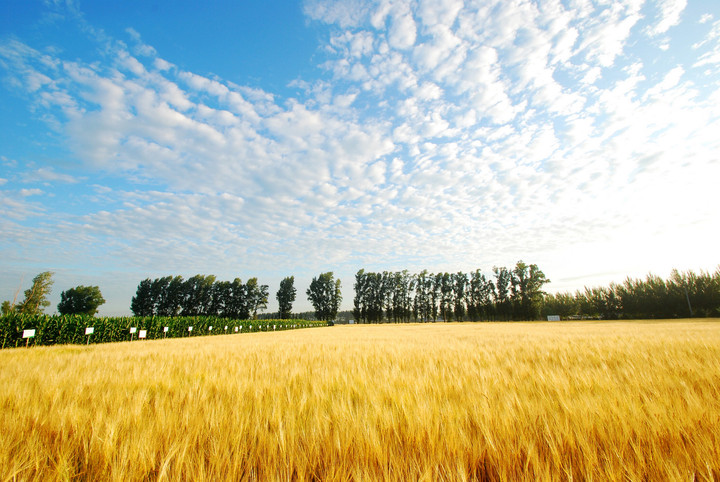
[493,266,512,320]
[438,272,454,321]
[511,261,550,320]
[181,275,216,316]
[131,278,154,316]
[353,269,367,323]
[306,272,342,322]
[276,276,297,319]
[15,271,54,315]
[452,272,468,321]
[57,285,106,316]
[226,278,248,319]
[414,270,434,322]
[246,278,269,319]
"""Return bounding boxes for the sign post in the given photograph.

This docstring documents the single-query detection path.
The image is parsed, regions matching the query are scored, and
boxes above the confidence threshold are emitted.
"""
[130,327,137,341]
[85,327,94,345]
[22,329,36,347]
[188,326,193,336]
[163,326,169,338]
[139,330,147,339]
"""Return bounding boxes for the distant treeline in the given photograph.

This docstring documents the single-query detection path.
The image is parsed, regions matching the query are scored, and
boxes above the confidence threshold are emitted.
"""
[353,261,549,322]
[543,268,720,320]
[131,275,270,319]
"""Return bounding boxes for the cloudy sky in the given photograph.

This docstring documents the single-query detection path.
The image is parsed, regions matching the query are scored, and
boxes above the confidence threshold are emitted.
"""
[1,0,718,316]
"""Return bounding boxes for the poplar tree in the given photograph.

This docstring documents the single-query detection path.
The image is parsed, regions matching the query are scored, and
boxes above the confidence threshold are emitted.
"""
[307,272,342,322]
[276,276,296,319]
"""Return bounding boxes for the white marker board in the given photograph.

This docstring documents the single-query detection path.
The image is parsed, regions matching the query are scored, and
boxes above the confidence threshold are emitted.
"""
[85,327,94,335]
[23,329,36,338]
[130,327,137,334]
[139,330,147,339]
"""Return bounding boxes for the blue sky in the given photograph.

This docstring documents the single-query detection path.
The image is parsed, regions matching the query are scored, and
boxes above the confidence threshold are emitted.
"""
[1,0,719,316]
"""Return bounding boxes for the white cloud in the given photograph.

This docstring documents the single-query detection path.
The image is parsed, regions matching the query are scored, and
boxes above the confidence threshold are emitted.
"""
[576,2,643,68]
[647,0,687,36]
[388,11,417,50]
[2,0,720,313]
[24,168,79,183]
[19,188,44,197]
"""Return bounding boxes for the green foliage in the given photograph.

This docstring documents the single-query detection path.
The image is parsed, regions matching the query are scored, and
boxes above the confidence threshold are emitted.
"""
[511,261,550,320]
[0,315,326,350]
[130,279,154,317]
[1,301,13,315]
[307,272,342,322]
[543,267,720,320]
[57,285,106,316]
[276,276,296,319]
[9,272,55,315]
[130,275,269,319]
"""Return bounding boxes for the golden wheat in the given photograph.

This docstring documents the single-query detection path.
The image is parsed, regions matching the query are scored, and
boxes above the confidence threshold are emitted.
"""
[1,321,719,481]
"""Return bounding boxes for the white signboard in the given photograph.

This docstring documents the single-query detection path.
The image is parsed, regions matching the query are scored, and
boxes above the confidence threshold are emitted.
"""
[139,330,147,339]
[349,320,355,324]
[209,326,213,331]
[234,326,238,332]
[22,329,36,338]
[85,327,94,335]
[130,327,137,334]
[547,315,561,321]
[224,325,228,331]
[273,325,276,330]
[188,326,193,332]
[163,326,169,333]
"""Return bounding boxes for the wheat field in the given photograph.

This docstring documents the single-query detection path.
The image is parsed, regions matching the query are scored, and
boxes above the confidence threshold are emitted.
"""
[1,321,719,481]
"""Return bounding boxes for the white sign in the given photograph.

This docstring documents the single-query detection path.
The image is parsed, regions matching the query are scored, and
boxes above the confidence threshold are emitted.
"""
[225,325,228,331]
[188,326,193,332]
[22,329,36,338]
[163,326,169,333]
[273,325,276,330]
[234,326,238,332]
[349,320,355,324]
[547,315,561,321]
[85,327,94,335]
[139,330,147,339]
[209,326,213,331]
[130,327,137,334]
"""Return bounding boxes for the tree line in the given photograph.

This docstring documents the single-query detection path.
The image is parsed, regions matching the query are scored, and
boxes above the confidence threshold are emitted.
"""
[2,272,106,316]
[543,268,720,320]
[132,272,345,322]
[352,261,550,323]
[5,265,719,323]
[131,275,278,319]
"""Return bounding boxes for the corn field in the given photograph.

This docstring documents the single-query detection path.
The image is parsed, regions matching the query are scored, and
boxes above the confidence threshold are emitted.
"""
[0,314,326,349]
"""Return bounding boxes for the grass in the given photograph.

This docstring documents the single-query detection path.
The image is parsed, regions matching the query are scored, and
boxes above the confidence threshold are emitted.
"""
[1,320,720,480]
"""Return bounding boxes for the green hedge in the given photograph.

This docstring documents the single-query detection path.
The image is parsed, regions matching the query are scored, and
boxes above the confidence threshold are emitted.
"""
[0,314,327,349]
